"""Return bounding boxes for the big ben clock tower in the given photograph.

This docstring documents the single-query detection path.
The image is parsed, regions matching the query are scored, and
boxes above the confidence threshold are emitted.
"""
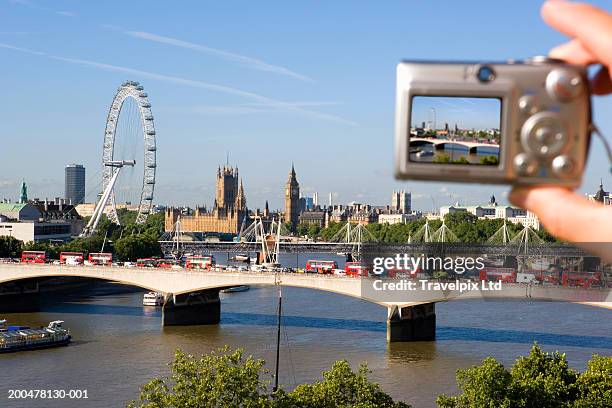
[284,164,300,232]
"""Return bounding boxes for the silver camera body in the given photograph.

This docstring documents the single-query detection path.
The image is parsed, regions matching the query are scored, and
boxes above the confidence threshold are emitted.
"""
[394,58,591,187]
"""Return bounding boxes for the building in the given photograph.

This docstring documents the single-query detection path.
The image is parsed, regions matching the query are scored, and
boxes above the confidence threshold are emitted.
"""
[378,212,421,225]
[439,195,540,229]
[299,196,314,212]
[65,164,86,204]
[312,192,319,207]
[0,203,72,242]
[391,190,411,213]
[30,198,84,236]
[165,165,248,235]
[0,202,39,221]
[298,209,326,228]
[284,165,300,231]
[588,181,611,206]
[349,209,378,224]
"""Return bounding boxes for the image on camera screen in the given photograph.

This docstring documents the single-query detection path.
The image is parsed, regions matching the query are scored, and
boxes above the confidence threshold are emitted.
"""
[409,96,501,166]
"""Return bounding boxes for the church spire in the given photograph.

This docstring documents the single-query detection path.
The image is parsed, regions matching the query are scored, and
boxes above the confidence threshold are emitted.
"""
[235,178,246,210]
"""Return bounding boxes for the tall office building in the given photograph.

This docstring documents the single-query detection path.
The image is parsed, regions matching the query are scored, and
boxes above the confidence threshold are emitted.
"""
[65,164,85,204]
[313,192,319,207]
[391,190,411,213]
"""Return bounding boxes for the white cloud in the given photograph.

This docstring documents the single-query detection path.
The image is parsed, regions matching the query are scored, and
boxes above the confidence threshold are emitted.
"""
[56,11,77,17]
[0,42,357,126]
[190,105,267,115]
[124,31,313,82]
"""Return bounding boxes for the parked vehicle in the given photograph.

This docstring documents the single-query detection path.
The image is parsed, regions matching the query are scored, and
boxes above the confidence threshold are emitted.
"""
[344,262,368,277]
[21,251,46,264]
[88,253,112,266]
[60,252,84,265]
[305,260,338,274]
[185,255,215,270]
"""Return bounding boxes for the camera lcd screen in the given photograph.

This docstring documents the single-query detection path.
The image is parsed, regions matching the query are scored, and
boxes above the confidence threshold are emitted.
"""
[409,96,501,166]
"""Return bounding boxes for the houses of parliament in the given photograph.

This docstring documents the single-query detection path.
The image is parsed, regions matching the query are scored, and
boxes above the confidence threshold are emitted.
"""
[164,165,248,235]
[164,163,301,235]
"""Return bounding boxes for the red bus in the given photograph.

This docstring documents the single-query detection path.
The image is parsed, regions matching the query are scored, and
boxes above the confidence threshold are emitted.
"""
[60,252,84,265]
[136,258,157,268]
[157,259,181,269]
[562,271,601,288]
[88,253,113,266]
[344,262,368,277]
[21,251,46,264]
[479,267,516,283]
[185,256,215,270]
[305,260,338,274]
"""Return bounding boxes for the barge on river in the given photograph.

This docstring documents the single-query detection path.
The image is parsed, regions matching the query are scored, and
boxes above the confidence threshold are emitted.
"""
[0,320,71,353]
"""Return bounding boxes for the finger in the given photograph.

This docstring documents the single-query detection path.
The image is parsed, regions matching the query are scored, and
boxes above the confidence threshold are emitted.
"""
[542,1,612,68]
[549,39,597,66]
[508,186,612,242]
[591,66,612,95]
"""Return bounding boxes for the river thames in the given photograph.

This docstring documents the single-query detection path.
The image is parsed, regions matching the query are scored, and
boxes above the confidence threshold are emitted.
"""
[1,252,611,407]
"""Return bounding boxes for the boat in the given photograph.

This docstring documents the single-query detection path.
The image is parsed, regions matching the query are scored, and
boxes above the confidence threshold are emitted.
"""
[142,292,165,306]
[0,320,71,353]
[220,285,250,293]
[416,150,434,157]
[230,254,250,262]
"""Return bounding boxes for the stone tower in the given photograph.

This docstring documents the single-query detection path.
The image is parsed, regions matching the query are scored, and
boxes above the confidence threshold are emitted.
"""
[284,164,300,231]
[215,166,239,210]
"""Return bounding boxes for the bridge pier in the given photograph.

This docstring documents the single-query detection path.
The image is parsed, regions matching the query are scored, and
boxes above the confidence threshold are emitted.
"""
[162,289,221,326]
[387,303,436,342]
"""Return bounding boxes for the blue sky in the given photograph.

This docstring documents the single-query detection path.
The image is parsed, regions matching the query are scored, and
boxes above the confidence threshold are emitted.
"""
[1,0,611,211]
[411,97,501,131]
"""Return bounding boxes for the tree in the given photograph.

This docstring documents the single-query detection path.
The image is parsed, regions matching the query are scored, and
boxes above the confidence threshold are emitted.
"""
[574,355,612,407]
[306,224,320,238]
[480,155,499,165]
[129,347,411,408]
[288,360,411,408]
[128,347,274,408]
[433,154,451,164]
[296,223,309,237]
[452,157,470,164]
[114,234,161,261]
[0,236,23,258]
[437,344,612,408]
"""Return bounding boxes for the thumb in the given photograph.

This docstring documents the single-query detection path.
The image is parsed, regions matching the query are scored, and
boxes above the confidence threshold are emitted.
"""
[508,186,612,242]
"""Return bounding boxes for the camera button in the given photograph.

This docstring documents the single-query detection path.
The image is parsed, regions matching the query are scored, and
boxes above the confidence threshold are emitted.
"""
[521,112,568,158]
[514,153,537,176]
[518,95,538,115]
[551,155,575,177]
[546,69,584,102]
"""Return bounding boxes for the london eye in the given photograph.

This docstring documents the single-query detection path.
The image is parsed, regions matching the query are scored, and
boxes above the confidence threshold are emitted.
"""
[81,81,157,236]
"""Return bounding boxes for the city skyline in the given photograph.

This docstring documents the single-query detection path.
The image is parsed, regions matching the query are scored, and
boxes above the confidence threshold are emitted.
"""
[1,0,611,210]
[411,96,501,132]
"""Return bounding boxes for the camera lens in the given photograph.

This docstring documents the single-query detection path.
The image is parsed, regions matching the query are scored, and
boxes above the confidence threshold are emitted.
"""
[476,65,496,83]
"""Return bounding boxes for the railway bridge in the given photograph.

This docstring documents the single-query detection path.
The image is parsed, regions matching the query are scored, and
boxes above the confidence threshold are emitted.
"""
[1,264,610,342]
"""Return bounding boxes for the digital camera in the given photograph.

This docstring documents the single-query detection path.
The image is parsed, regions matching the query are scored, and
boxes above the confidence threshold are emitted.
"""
[394,58,591,187]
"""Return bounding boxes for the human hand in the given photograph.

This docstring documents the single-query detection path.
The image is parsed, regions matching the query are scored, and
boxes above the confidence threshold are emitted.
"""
[509,1,612,246]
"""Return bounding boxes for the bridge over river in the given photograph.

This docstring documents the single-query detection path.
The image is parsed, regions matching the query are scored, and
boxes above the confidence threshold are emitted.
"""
[1,264,610,342]
[410,137,500,153]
